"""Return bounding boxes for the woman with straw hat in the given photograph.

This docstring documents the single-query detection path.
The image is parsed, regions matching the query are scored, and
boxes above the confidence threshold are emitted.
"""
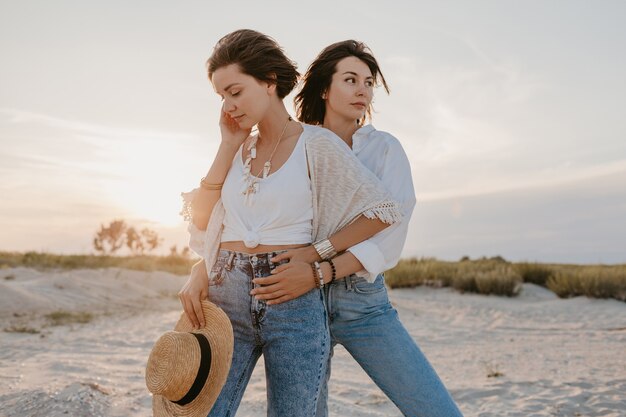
[146,300,233,417]
[178,29,402,417]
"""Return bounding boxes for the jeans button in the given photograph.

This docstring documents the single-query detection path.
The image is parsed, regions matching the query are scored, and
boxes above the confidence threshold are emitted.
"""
[251,255,258,262]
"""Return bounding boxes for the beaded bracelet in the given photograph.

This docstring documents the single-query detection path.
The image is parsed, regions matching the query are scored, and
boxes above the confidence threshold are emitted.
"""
[314,261,324,289]
[310,263,320,289]
[325,259,337,282]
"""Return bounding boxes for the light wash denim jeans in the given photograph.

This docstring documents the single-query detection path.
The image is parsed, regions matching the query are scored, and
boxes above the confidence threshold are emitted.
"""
[317,273,464,417]
[207,249,329,417]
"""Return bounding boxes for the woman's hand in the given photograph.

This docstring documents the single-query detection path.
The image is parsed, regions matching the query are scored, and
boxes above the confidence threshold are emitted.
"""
[178,260,210,329]
[270,245,320,264]
[219,108,251,148]
[251,260,316,305]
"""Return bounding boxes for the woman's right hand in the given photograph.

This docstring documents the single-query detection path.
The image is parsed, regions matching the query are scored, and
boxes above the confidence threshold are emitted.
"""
[178,260,210,329]
[219,108,251,148]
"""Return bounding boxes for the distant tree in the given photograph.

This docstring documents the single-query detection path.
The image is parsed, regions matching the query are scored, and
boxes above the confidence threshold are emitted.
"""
[169,245,192,259]
[126,227,145,255]
[93,220,127,255]
[93,220,162,255]
[141,228,162,252]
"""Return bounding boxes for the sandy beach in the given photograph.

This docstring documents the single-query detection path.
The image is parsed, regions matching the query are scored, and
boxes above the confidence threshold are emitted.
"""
[0,267,624,417]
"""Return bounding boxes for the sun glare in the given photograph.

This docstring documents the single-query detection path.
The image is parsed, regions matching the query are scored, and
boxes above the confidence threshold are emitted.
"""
[101,135,206,227]
[116,181,183,227]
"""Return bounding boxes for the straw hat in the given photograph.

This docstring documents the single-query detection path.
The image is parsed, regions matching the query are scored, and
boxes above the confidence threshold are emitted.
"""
[145,300,233,417]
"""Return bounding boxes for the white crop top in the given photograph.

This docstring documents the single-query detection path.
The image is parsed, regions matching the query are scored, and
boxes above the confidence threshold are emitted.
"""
[220,133,313,248]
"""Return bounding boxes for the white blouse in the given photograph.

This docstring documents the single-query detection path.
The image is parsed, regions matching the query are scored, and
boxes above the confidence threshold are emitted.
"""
[181,124,403,279]
[347,124,417,281]
[220,133,313,248]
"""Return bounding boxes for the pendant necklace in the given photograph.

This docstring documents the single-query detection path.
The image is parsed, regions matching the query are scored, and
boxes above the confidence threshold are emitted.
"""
[241,116,292,203]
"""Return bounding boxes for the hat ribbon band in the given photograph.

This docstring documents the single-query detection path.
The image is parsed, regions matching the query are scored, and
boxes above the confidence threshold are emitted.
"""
[173,332,212,406]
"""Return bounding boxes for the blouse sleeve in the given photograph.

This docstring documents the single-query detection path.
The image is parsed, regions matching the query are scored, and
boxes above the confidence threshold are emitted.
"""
[347,137,417,281]
[180,188,207,257]
[180,189,226,274]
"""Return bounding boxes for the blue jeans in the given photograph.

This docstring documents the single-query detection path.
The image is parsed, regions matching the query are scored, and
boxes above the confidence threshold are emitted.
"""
[317,274,464,417]
[207,249,329,417]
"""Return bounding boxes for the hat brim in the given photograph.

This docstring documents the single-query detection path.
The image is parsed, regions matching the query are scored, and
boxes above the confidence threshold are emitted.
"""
[152,300,233,417]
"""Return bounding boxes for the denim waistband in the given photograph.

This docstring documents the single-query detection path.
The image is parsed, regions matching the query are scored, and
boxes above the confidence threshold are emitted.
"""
[216,249,288,267]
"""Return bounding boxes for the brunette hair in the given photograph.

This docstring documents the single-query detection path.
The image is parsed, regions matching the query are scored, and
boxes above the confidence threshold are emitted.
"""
[206,29,299,99]
[295,40,389,125]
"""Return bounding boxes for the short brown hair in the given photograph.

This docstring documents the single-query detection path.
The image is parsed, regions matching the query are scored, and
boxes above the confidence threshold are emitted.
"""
[206,29,299,99]
[295,40,389,125]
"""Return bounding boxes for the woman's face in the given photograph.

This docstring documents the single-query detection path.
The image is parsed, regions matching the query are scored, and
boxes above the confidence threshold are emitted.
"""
[325,56,374,124]
[211,64,274,129]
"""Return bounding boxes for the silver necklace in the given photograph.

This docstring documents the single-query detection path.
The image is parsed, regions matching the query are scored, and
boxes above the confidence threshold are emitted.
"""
[241,116,292,201]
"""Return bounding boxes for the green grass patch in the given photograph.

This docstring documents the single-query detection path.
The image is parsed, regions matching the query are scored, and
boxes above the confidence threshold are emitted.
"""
[45,310,94,326]
[4,325,40,334]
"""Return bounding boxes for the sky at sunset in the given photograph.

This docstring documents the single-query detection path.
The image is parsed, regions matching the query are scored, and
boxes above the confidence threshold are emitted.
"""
[1,1,625,263]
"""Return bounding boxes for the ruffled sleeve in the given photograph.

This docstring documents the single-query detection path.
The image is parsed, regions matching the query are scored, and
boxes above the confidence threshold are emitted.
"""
[179,189,225,268]
[361,200,403,225]
[180,188,198,223]
[180,188,205,256]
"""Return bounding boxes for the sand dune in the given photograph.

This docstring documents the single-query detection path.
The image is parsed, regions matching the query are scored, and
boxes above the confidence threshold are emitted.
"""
[0,267,624,416]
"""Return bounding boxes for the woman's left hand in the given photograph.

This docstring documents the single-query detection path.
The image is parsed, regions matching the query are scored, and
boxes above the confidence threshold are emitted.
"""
[270,245,320,264]
[250,259,316,305]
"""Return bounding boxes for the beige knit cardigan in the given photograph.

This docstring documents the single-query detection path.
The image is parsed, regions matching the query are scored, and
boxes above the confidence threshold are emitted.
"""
[182,124,402,274]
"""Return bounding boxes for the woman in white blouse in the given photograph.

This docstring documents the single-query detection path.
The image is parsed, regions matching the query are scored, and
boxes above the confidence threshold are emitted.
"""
[252,40,465,416]
[179,31,402,417]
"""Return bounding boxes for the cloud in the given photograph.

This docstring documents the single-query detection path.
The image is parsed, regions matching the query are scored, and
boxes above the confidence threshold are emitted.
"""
[0,107,210,184]
[0,108,200,143]
[378,48,544,161]
[371,39,625,202]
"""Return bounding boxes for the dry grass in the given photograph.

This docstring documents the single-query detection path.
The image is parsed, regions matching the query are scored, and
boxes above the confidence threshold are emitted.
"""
[385,257,456,288]
[387,257,521,297]
[45,311,94,326]
[515,262,554,286]
[482,361,505,378]
[0,251,195,275]
[387,258,625,300]
[454,264,521,297]
[547,265,626,301]
[4,325,40,334]
[3,251,624,300]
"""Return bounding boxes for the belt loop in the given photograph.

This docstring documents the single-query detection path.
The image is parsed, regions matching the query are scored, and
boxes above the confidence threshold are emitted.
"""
[269,251,275,269]
[345,275,352,290]
[225,251,235,271]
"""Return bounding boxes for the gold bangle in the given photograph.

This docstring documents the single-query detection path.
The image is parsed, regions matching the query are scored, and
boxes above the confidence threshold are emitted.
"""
[200,177,223,190]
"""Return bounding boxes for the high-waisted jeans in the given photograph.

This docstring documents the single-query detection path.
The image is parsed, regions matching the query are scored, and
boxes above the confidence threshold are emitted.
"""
[316,273,464,417]
[207,249,329,417]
